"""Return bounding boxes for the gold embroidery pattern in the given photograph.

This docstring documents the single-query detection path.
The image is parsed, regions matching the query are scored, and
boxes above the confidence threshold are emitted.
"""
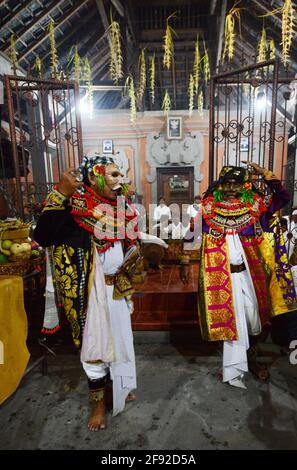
[43,189,68,211]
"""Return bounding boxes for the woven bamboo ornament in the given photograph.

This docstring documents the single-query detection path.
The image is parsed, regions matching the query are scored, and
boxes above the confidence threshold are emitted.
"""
[203,41,210,84]
[257,26,267,63]
[188,73,194,116]
[163,12,177,70]
[138,49,146,101]
[149,54,156,104]
[162,90,171,116]
[83,58,93,117]
[33,55,42,76]
[223,1,242,62]
[193,36,201,95]
[48,20,59,76]
[109,15,123,83]
[125,75,137,124]
[260,0,295,66]
[282,0,295,66]
[9,35,18,72]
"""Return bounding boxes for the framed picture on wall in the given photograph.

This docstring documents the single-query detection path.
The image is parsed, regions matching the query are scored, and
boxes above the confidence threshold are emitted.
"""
[102,139,113,154]
[167,117,182,140]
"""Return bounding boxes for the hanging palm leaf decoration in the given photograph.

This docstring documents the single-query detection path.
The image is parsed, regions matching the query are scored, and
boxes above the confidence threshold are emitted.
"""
[223,1,242,62]
[260,0,295,66]
[149,54,156,104]
[198,90,204,115]
[83,58,93,117]
[162,90,172,116]
[268,38,276,73]
[282,0,295,66]
[125,75,137,124]
[203,41,210,84]
[163,12,177,70]
[269,38,276,61]
[48,20,59,76]
[188,73,194,116]
[68,46,81,83]
[193,35,201,96]
[73,46,81,83]
[138,49,146,101]
[9,35,18,72]
[33,55,42,76]
[109,14,123,83]
[257,26,267,63]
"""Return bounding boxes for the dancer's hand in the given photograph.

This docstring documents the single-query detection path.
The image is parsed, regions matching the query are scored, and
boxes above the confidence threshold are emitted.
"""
[241,161,266,175]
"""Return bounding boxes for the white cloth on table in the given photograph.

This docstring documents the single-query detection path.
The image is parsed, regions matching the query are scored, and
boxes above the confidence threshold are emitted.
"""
[81,242,136,416]
[223,234,261,388]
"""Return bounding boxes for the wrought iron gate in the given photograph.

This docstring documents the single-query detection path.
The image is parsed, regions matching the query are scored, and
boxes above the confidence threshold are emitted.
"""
[1,75,83,219]
[208,59,297,207]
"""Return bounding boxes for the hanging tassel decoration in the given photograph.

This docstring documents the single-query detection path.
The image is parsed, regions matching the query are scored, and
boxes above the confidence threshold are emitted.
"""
[162,90,171,116]
[198,90,204,115]
[68,46,81,83]
[149,54,156,104]
[188,73,194,116]
[163,12,177,70]
[109,15,123,83]
[83,58,93,118]
[138,49,146,101]
[260,0,295,66]
[9,35,18,72]
[33,55,42,76]
[257,26,267,63]
[125,75,137,124]
[48,20,59,77]
[193,35,201,95]
[203,41,210,84]
[282,0,295,66]
[223,1,242,62]
[73,46,81,83]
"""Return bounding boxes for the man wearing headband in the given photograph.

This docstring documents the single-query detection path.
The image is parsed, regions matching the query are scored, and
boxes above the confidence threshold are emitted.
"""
[34,155,141,431]
[187,162,296,388]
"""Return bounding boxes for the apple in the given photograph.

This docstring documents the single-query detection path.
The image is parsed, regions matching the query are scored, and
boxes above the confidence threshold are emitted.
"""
[2,240,12,250]
[10,243,24,256]
[30,249,40,259]
[20,242,31,253]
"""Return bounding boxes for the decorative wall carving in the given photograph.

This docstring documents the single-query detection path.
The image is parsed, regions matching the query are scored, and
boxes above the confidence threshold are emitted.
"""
[146,131,204,185]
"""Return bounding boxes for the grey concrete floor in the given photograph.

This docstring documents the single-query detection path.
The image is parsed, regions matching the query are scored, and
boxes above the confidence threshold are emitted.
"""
[1,332,297,450]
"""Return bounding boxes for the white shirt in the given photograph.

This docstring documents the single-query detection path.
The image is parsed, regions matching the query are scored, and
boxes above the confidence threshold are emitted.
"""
[153,204,171,221]
[187,203,201,218]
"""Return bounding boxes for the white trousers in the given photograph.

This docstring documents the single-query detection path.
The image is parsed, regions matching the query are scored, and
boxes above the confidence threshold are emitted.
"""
[81,243,136,416]
[223,234,261,386]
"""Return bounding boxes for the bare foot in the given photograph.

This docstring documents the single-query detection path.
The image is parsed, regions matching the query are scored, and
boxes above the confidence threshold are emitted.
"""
[126,392,136,403]
[88,400,107,432]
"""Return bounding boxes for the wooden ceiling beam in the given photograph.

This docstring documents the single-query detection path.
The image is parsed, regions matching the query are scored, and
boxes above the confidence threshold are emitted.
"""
[95,0,112,48]
[3,0,66,53]
[17,0,90,62]
[39,6,97,62]
[215,0,227,71]
[110,0,124,17]
[0,0,33,30]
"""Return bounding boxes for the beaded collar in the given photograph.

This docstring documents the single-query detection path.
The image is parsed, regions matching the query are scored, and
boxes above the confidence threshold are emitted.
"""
[70,185,139,252]
[202,193,271,237]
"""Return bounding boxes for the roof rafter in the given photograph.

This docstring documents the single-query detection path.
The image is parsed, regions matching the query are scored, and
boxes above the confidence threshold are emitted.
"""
[3,0,66,53]
[17,0,90,62]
